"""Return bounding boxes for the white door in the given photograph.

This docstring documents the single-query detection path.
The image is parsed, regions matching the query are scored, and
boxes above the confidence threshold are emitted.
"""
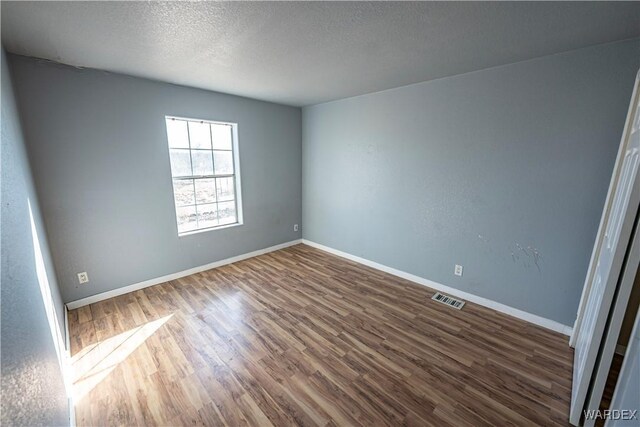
[572,72,640,349]
[606,308,640,427]
[570,74,640,425]
[585,217,640,426]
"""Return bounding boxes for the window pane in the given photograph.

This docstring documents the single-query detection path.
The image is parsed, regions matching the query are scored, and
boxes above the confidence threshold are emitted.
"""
[216,177,235,201]
[188,121,211,149]
[197,203,218,229]
[191,151,214,176]
[173,179,195,206]
[194,178,216,204]
[218,201,236,225]
[169,149,192,177]
[166,119,189,149]
[211,124,232,150]
[214,151,234,175]
[176,206,197,233]
[166,118,240,234]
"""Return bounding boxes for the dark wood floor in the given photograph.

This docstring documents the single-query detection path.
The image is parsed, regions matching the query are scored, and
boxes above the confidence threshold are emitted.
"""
[69,244,573,426]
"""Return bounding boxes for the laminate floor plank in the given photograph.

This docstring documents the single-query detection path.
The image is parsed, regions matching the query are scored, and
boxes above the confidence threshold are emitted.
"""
[70,244,572,426]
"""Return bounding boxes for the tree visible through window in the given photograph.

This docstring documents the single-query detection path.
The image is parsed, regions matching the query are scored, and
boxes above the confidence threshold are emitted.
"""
[165,116,241,234]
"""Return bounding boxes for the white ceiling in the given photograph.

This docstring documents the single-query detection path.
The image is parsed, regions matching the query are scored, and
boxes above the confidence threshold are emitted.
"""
[2,1,640,107]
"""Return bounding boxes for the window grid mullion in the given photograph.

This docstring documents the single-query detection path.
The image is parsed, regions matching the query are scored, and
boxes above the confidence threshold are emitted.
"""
[230,135,237,221]
[185,122,200,229]
[174,200,234,209]
[190,147,232,152]
[173,173,234,180]
[209,124,221,225]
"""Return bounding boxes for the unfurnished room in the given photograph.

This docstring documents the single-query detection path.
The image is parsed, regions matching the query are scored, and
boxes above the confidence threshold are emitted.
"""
[1,1,640,426]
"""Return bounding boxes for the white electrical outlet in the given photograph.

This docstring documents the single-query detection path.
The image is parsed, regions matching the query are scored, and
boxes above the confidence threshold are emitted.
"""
[294,224,299,232]
[77,272,89,284]
[454,264,463,277]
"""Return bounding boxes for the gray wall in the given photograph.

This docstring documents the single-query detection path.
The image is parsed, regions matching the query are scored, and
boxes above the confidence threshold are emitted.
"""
[9,54,302,303]
[302,39,640,326]
[1,49,68,426]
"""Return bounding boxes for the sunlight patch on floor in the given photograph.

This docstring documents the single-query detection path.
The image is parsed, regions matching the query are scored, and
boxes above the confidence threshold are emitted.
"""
[71,314,173,401]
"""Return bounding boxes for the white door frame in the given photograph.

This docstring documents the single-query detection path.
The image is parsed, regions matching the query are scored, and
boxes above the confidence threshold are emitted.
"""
[584,215,639,426]
[570,71,640,425]
[605,302,640,427]
[571,70,640,348]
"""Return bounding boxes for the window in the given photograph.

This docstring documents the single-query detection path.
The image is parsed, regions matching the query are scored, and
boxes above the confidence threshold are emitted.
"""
[165,116,242,235]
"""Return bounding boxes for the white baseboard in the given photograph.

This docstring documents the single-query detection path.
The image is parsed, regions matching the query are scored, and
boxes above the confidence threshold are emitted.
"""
[569,319,578,348]
[66,239,303,310]
[302,239,573,336]
[63,306,76,427]
[65,237,572,336]
[64,305,70,353]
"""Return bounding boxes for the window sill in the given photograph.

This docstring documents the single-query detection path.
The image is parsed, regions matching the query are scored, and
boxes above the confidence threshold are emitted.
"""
[178,221,243,237]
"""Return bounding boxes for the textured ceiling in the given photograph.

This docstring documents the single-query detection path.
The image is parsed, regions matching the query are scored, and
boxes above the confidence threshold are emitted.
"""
[2,1,640,106]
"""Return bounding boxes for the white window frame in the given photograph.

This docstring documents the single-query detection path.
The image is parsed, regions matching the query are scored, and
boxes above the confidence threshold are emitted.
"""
[165,115,243,236]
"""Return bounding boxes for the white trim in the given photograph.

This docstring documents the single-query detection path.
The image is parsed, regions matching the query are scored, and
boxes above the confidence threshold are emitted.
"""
[65,237,572,335]
[165,115,244,237]
[178,222,243,237]
[64,306,75,427]
[302,239,573,336]
[66,239,302,309]
[615,344,627,356]
[64,305,70,353]
[571,69,640,348]
[607,308,640,427]
[583,223,640,426]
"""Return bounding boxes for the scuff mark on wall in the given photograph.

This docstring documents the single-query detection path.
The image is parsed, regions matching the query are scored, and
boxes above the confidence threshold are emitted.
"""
[531,246,542,272]
[477,233,495,255]
[516,243,529,256]
[510,243,542,273]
